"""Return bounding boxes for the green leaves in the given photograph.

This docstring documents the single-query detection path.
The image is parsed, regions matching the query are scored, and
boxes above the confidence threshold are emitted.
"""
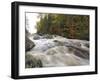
[36,13,89,40]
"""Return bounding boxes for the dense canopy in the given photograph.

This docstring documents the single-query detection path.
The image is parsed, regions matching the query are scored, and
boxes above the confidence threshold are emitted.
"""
[36,13,89,40]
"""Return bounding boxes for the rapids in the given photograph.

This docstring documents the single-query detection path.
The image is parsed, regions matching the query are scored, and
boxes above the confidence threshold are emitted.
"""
[25,34,89,68]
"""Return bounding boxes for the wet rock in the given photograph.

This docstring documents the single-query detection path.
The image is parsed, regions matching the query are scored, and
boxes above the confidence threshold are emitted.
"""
[84,43,89,48]
[25,54,42,68]
[33,34,40,40]
[53,40,64,46]
[25,36,35,51]
[42,34,53,39]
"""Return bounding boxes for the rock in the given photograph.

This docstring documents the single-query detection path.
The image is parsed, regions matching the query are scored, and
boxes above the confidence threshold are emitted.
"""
[42,34,53,39]
[53,40,64,46]
[25,36,35,51]
[38,33,44,36]
[25,54,42,68]
[84,43,89,48]
[33,34,40,40]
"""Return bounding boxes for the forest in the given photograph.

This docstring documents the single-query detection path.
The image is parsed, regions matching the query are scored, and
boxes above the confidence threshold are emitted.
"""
[36,13,89,40]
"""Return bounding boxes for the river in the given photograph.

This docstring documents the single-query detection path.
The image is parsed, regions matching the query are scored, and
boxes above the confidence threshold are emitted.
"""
[25,34,89,68]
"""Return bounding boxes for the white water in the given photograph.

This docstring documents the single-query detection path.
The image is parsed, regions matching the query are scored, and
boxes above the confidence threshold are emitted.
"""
[26,34,89,67]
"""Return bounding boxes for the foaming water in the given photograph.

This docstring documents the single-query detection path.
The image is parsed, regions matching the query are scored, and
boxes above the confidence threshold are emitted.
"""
[26,34,89,68]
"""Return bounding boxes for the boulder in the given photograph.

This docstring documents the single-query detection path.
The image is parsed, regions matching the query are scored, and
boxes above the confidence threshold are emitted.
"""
[33,34,40,40]
[25,36,35,51]
[42,34,53,39]
[25,54,42,68]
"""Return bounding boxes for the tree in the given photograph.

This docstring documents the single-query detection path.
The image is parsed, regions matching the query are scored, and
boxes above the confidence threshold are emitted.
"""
[36,13,89,40]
